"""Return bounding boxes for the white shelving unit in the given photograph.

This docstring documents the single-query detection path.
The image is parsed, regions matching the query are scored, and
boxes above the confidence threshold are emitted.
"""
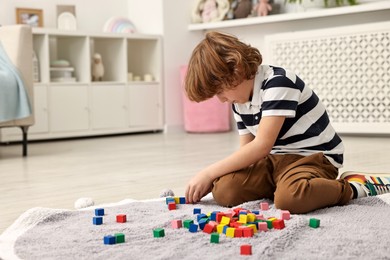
[1,29,164,141]
[188,1,390,31]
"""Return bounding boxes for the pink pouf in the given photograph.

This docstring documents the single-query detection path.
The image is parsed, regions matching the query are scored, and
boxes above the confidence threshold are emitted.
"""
[180,65,231,133]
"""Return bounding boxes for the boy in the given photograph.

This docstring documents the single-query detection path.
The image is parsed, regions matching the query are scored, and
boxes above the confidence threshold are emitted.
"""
[184,31,390,213]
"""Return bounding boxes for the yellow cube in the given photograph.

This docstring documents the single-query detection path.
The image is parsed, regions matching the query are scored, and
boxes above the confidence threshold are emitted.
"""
[174,197,180,204]
[226,227,235,238]
[247,224,257,233]
[238,214,248,224]
[217,224,226,234]
[247,213,256,222]
[220,216,231,225]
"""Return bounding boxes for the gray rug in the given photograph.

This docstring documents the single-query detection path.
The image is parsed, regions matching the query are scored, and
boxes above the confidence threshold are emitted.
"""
[1,194,390,260]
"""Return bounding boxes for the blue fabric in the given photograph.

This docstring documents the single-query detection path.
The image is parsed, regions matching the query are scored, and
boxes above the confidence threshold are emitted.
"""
[0,41,32,123]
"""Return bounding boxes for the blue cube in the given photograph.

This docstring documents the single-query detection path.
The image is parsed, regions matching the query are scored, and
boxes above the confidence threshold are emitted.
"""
[104,235,116,245]
[95,208,105,216]
[193,208,201,214]
[222,225,229,234]
[197,213,207,222]
[93,216,103,225]
[165,197,175,205]
[198,218,208,230]
[189,223,198,233]
[179,197,186,204]
[210,212,218,221]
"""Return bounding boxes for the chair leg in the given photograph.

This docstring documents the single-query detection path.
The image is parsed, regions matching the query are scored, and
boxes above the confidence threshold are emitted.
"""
[20,126,29,157]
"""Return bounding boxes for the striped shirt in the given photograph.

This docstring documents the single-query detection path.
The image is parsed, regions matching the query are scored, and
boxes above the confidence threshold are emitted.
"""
[233,65,344,168]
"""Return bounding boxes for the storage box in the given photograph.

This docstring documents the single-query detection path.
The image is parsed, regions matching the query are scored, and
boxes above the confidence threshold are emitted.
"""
[180,65,231,133]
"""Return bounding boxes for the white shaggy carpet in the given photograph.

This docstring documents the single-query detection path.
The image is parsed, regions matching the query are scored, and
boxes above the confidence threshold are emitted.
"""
[1,194,390,260]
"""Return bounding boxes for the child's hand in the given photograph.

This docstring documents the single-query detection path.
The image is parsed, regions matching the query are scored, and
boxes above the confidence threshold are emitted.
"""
[185,171,213,204]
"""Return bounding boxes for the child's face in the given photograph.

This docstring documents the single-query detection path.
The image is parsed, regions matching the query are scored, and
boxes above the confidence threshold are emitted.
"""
[216,79,254,104]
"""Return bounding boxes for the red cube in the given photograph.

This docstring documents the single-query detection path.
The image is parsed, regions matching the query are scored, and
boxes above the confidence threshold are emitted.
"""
[240,244,252,255]
[242,227,254,237]
[273,219,285,229]
[168,202,176,210]
[116,214,127,223]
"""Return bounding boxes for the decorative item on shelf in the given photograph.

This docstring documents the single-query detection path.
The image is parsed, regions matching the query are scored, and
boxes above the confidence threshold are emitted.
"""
[284,0,357,12]
[57,12,77,30]
[232,0,253,19]
[15,8,43,27]
[56,5,77,30]
[191,0,229,23]
[143,74,154,82]
[32,51,39,83]
[91,53,104,81]
[127,72,133,81]
[103,17,136,33]
[50,59,76,82]
[251,0,281,16]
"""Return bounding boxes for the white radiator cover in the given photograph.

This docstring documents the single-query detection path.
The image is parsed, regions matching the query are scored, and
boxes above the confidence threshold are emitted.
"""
[265,21,390,134]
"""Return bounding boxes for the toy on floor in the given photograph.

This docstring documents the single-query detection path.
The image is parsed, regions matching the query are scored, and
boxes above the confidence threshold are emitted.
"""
[309,218,320,228]
[240,244,252,255]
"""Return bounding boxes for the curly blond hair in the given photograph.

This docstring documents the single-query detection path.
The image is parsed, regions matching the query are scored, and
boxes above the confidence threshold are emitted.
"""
[185,31,262,102]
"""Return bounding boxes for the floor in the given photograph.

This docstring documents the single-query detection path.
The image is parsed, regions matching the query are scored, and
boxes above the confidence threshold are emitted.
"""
[1,131,389,234]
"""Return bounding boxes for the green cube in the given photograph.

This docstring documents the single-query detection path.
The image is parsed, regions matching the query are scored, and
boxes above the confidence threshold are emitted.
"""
[210,232,219,244]
[183,219,194,229]
[265,220,273,229]
[153,228,165,238]
[309,218,320,228]
[115,233,125,243]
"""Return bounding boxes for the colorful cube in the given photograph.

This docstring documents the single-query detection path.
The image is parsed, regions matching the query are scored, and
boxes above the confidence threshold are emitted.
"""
[240,244,252,255]
[210,232,219,243]
[168,202,176,210]
[273,219,285,229]
[104,235,115,245]
[258,222,268,232]
[93,216,103,225]
[238,214,248,224]
[153,228,165,238]
[260,202,269,210]
[226,227,235,238]
[166,197,175,205]
[242,227,254,237]
[281,210,291,220]
[95,208,104,216]
[193,208,201,214]
[189,223,198,233]
[116,214,127,223]
[183,219,194,229]
[198,218,208,230]
[115,233,125,243]
[197,213,207,222]
[179,197,186,204]
[203,222,217,234]
[309,218,320,228]
[220,216,231,225]
[171,219,182,229]
[234,228,243,238]
[217,224,226,234]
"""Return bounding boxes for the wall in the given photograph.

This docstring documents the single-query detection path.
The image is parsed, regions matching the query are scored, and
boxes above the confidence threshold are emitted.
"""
[0,0,128,32]
[2,0,388,132]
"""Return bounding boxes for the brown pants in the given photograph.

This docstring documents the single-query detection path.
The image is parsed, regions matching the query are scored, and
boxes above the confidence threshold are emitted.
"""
[212,153,352,214]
